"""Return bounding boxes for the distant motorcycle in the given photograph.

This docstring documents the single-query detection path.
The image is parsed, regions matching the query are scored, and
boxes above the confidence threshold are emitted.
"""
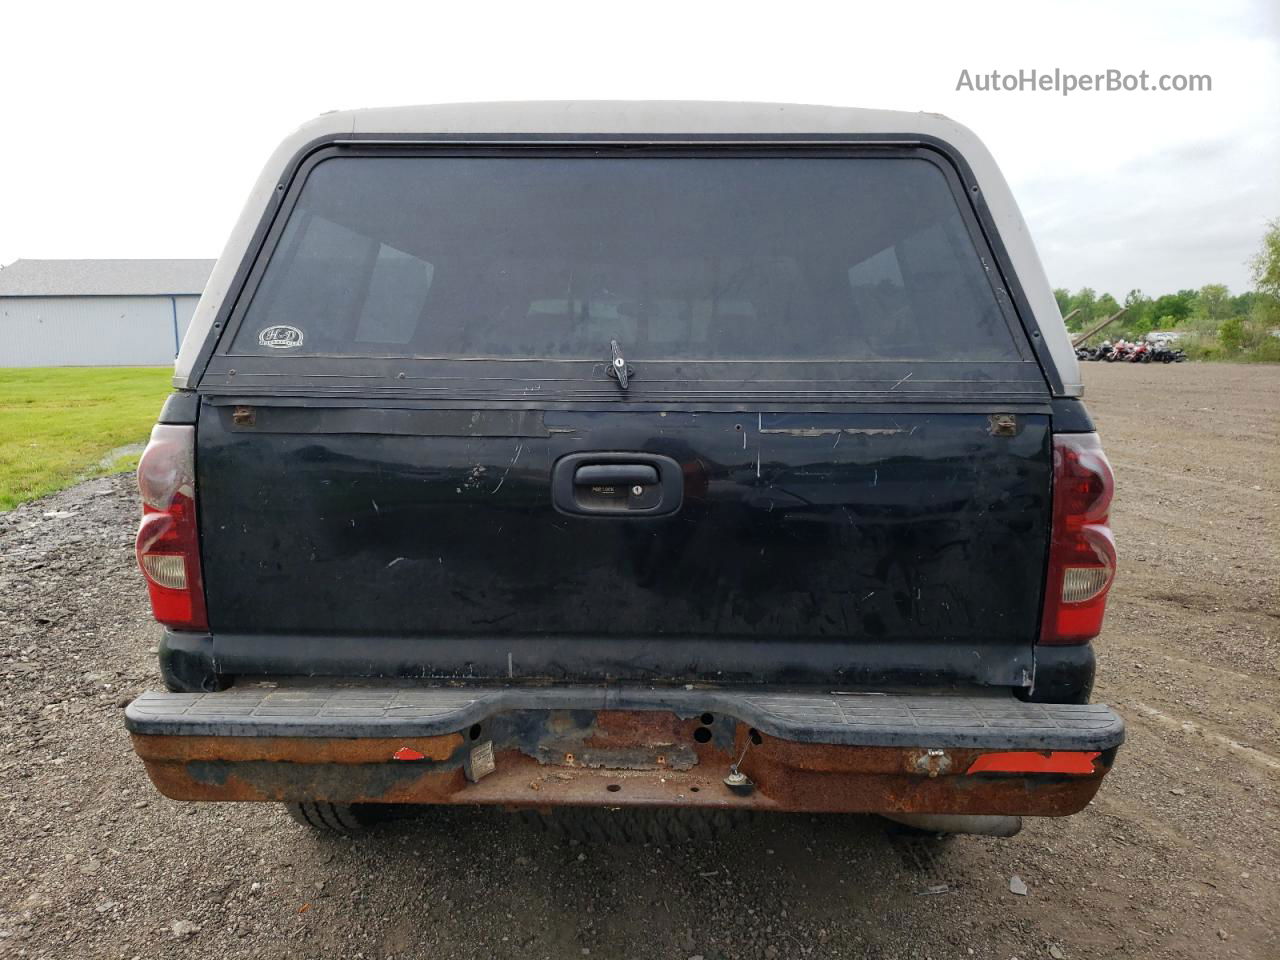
[1076,341,1110,361]
[1150,343,1187,363]
[1128,342,1151,363]
[1104,339,1131,362]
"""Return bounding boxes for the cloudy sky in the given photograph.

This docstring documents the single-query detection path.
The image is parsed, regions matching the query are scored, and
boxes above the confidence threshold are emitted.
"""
[1,0,1276,299]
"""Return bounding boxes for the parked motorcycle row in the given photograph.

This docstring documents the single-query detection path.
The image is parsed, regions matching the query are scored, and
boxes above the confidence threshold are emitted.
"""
[1075,339,1188,363]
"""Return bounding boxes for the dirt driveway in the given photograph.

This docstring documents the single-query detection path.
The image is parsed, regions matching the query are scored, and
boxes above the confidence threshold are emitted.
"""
[1,362,1276,960]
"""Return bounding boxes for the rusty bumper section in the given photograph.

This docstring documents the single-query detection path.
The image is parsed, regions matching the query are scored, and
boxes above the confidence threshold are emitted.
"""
[125,686,1124,816]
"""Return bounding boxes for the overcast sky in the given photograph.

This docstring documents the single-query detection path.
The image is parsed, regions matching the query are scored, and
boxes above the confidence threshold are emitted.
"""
[1,0,1276,298]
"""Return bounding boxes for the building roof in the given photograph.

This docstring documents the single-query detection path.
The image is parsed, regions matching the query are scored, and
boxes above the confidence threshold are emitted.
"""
[0,259,214,297]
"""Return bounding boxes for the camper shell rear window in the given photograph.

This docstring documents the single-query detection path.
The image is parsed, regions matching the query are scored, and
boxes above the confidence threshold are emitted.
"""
[206,148,1046,400]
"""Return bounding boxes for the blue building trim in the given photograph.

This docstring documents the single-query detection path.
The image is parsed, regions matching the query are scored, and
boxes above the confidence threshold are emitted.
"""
[170,296,180,356]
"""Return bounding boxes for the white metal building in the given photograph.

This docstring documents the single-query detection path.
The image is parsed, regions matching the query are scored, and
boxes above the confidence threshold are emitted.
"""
[0,259,214,366]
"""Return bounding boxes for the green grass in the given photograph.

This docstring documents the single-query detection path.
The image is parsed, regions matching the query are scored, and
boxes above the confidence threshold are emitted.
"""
[0,367,173,511]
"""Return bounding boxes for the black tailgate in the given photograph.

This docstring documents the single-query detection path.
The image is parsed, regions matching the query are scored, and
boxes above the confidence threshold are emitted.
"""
[195,402,1049,685]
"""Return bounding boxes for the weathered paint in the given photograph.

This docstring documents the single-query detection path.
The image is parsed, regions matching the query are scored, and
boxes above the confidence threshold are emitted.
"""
[130,732,463,764]
[130,713,1111,816]
[194,406,1053,687]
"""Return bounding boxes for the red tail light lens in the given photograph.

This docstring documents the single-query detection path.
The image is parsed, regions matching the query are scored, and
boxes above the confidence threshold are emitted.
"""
[135,424,207,630]
[1040,433,1116,645]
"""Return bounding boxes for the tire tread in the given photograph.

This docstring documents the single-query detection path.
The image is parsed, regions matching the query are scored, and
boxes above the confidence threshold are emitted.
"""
[522,807,749,844]
[285,801,365,834]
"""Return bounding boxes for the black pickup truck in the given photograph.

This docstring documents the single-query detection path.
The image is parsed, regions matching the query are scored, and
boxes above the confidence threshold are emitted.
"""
[125,102,1122,839]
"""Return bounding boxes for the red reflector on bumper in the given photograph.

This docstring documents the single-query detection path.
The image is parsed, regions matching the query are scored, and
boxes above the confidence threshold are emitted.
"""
[967,751,1100,775]
[392,747,426,761]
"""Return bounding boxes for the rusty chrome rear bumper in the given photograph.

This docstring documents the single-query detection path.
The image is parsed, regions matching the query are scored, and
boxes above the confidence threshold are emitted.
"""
[125,685,1123,816]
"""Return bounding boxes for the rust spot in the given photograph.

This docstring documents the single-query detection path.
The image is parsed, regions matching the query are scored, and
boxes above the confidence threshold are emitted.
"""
[130,732,462,764]
[989,413,1017,437]
[909,748,953,778]
[588,710,687,747]
[758,426,904,437]
[131,714,1112,817]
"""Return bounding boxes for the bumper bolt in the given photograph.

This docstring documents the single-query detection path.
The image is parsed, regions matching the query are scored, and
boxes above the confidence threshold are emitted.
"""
[723,769,755,796]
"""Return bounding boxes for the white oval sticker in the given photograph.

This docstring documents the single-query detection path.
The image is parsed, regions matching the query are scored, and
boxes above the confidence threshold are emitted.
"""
[257,324,304,349]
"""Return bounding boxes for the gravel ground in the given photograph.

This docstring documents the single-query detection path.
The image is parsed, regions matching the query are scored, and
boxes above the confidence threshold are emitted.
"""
[1,362,1276,960]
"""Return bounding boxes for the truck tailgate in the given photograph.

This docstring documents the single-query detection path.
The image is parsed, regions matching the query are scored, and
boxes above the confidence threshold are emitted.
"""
[194,402,1050,685]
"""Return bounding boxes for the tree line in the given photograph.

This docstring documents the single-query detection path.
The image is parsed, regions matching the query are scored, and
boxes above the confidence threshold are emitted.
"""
[1057,218,1280,362]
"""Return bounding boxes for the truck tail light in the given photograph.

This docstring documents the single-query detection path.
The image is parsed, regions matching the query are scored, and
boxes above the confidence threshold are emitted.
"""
[1040,432,1116,645]
[135,424,207,630]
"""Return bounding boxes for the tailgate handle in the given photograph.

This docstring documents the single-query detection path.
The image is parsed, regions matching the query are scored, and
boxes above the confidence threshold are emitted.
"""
[551,453,683,517]
[573,464,658,486]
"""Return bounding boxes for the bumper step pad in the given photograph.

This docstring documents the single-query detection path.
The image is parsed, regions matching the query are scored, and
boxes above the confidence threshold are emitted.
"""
[126,685,1123,752]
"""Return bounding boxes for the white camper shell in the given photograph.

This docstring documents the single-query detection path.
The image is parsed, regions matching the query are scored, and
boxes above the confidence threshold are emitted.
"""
[174,101,1079,396]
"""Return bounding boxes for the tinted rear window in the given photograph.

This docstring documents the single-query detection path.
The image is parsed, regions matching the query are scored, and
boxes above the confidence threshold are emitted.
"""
[231,156,1023,362]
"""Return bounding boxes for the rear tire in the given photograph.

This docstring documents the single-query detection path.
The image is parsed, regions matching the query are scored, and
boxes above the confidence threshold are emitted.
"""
[520,806,749,844]
[285,801,374,834]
